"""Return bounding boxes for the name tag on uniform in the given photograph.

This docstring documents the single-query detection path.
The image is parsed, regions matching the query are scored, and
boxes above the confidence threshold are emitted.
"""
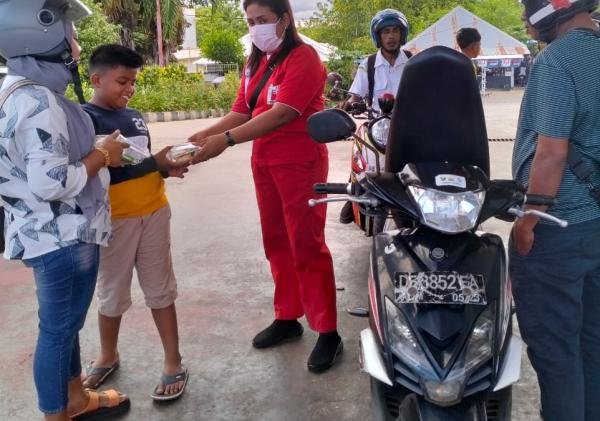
[267,84,279,105]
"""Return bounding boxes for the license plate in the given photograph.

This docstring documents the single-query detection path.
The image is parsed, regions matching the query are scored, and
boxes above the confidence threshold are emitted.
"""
[393,271,487,305]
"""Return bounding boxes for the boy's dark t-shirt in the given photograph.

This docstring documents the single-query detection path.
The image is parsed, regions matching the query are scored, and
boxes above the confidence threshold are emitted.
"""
[82,103,168,218]
[82,103,158,185]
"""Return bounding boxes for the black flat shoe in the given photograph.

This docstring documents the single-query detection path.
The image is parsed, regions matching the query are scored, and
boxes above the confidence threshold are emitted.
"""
[339,201,354,224]
[252,319,304,349]
[307,331,343,373]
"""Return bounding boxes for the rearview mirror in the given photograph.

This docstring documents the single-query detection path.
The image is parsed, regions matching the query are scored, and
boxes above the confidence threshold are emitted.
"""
[307,109,356,143]
[378,93,395,115]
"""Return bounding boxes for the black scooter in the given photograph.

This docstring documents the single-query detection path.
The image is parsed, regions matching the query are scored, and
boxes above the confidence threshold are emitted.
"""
[308,47,567,420]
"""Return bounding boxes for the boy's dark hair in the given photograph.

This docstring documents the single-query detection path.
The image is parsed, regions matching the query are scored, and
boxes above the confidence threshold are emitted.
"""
[89,44,144,73]
[456,28,482,50]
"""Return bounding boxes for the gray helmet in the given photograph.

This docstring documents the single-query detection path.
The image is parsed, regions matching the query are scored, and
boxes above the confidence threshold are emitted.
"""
[0,0,91,60]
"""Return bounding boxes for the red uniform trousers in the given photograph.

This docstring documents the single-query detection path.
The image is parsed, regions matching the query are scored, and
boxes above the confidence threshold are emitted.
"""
[251,150,337,333]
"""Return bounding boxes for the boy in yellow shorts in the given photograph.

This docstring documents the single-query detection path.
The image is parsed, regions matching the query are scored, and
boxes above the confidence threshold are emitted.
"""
[82,44,189,401]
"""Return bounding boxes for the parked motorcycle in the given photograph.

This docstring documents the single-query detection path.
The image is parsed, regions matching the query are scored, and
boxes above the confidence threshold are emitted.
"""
[308,46,567,420]
[327,74,395,235]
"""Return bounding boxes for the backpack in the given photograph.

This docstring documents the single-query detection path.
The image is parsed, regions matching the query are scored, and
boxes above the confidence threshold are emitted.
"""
[366,49,412,107]
[0,79,39,253]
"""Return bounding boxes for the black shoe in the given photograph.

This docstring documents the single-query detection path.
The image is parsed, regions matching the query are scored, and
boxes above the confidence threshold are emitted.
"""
[252,319,304,349]
[339,201,354,224]
[307,331,343,373]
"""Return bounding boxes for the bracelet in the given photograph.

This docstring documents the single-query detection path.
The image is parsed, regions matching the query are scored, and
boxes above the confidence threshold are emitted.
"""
[224,130,236,147]
[95,146,111,167]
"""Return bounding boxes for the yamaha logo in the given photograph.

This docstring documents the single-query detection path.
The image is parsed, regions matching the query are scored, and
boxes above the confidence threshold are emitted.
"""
[430,247,446,261]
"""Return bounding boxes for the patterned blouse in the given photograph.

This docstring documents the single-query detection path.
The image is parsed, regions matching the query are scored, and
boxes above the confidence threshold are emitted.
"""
[0,76,111,260]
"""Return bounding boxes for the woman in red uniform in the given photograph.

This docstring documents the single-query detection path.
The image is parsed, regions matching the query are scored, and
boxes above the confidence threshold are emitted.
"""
[188,0,341,373]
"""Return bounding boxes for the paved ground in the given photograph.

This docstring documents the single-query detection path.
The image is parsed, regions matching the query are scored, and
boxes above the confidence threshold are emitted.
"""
[0,89,542,420]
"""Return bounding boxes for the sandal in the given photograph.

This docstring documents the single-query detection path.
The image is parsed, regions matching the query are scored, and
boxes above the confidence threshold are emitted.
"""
[82,360,120,389]
[151,366,189,402]
[71,389,130,420]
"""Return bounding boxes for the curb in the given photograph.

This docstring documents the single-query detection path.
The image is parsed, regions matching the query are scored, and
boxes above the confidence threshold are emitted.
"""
[142,108,228,123]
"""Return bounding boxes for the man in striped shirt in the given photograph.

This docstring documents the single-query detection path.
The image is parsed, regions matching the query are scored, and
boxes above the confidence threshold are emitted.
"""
[510,1,600,420]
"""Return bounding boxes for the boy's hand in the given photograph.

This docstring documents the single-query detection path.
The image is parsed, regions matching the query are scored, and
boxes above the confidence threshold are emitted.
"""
[154,146,190,172]
[168,167,189,179]
[98,130,128,167]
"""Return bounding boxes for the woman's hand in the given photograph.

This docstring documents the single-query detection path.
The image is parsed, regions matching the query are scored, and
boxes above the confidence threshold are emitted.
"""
[188,130,210,147]
[98,130,128,167]
[190,134,228,165]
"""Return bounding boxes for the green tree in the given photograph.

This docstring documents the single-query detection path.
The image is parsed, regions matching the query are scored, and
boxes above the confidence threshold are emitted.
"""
[303,0,528,54]
[77,0,121,71]
[137,0,186,64]
[95,0,185,64]
[470,0,527,42]
[200,29,244,65]
[196,0,247,45]
[96,0,139,49]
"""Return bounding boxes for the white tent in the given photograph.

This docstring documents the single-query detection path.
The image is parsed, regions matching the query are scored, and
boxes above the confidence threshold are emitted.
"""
[404,6,529,57]
[239,33,337,62]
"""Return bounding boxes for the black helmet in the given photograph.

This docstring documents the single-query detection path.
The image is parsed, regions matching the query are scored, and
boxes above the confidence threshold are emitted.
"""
[523,0,599,35]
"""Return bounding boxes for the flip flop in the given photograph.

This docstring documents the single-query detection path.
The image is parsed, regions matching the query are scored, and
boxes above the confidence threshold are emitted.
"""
[151,367,189,402]
[82,361,120,390]
[71,389,130,421]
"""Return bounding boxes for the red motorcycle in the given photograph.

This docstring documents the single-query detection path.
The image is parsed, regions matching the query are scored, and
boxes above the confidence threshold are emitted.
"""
[327,73,395,235]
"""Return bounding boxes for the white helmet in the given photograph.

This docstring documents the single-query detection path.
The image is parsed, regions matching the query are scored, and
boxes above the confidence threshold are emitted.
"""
[0,0,91,60]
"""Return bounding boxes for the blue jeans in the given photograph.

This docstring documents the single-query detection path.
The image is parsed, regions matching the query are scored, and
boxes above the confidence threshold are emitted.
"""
[23,243,99,414]
[509,218,600,421]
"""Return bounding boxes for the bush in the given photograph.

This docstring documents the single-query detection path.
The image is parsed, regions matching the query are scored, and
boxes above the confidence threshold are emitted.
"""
[325,50,366,91]
[66,66,240,113]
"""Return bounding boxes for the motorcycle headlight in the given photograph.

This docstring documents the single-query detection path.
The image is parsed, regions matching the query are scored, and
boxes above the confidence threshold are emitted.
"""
[369,118,390,152]
[385,297,435,375]
[462,303,495,372]
[422,379,462,406]
[447,303,495,379]
[426,304,495,406]
[407,186,485,233]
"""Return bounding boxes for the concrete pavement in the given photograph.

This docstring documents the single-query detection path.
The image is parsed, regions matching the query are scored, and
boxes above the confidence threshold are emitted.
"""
[0,90,542,420]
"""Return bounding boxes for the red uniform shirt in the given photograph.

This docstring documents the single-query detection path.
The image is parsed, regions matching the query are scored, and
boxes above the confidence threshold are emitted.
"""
[232,44,327,166]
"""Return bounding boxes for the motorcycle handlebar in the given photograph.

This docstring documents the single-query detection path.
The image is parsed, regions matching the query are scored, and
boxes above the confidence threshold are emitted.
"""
[314,183,352,195]
[524,194,556,207]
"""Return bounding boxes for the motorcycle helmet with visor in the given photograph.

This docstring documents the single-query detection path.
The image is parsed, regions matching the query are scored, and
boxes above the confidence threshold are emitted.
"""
[370,9,409,48]
[522,0,599,41]
[0,0,91,102]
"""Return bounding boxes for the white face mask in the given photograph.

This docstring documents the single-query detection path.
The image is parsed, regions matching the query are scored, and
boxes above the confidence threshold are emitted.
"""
[249,19,284,53]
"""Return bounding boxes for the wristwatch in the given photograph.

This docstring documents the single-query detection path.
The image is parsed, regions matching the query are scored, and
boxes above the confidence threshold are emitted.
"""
[224,130,236,147]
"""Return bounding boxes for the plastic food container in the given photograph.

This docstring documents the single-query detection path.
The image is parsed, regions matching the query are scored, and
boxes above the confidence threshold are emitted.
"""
[95,134,151,165]
[167,143,200,164]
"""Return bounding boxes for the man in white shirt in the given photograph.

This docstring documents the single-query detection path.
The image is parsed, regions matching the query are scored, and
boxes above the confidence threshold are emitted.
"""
[344,9,411,113]
[340,9,411,224]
